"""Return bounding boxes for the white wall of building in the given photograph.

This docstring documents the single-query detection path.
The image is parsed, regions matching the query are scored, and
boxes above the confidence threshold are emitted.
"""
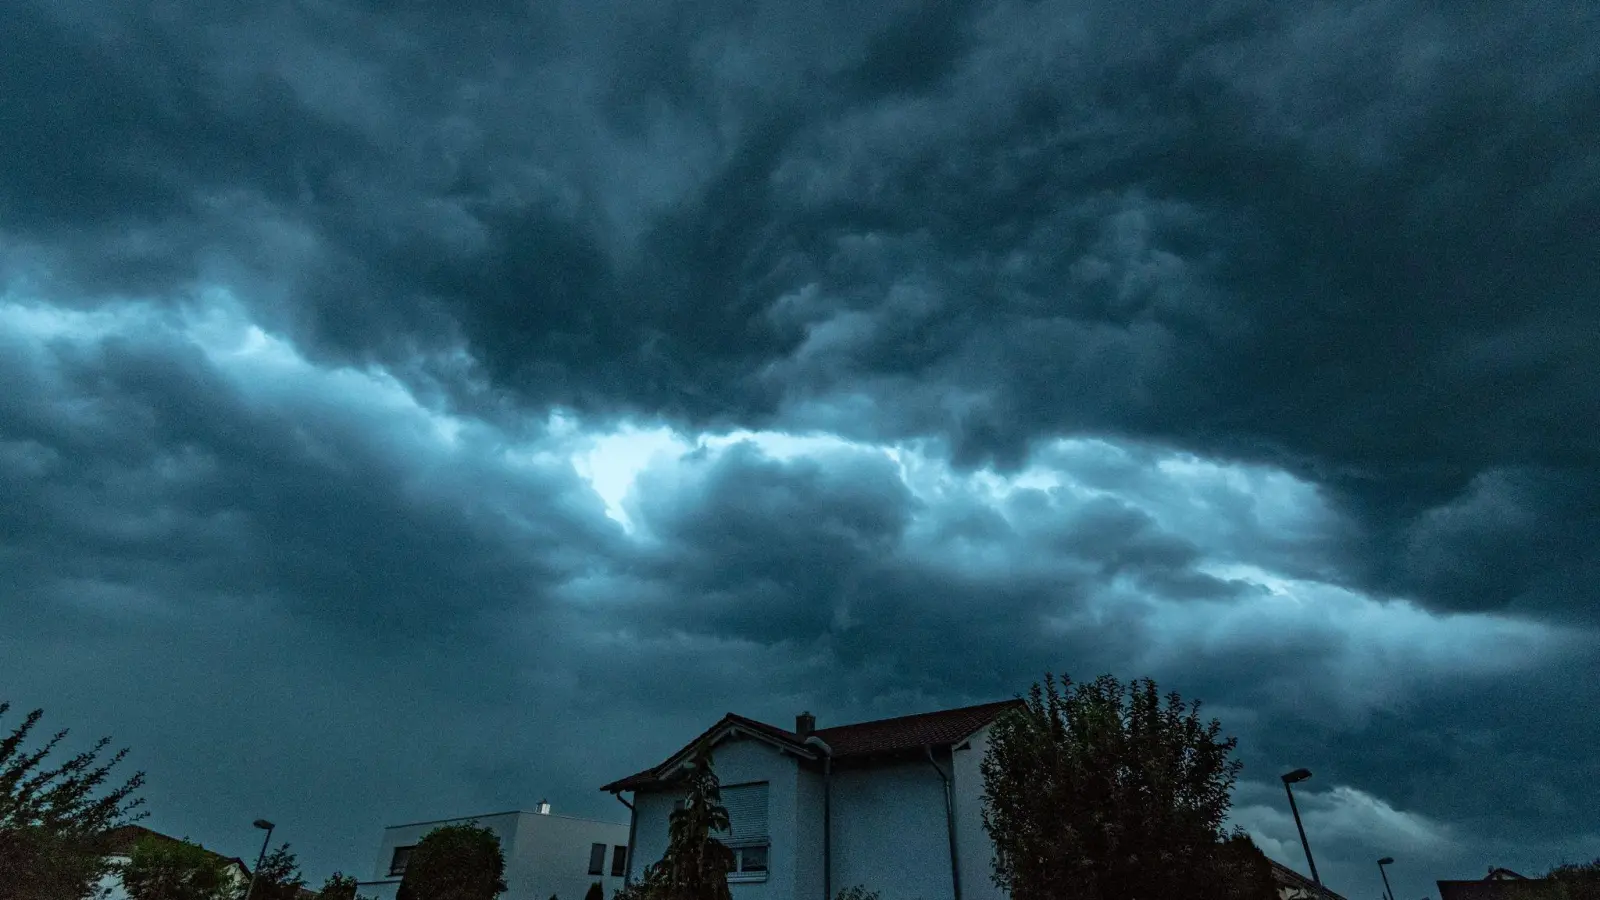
[950,724,1004,900]
[515,811,631,900]
[626,733,1002,900]
[829,756,954,900]
[791,765,825,900]
[628,735,803,900]
[356,810,627,900]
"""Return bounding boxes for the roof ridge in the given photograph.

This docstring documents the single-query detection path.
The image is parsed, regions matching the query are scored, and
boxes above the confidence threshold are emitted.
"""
[813,698,1021,732]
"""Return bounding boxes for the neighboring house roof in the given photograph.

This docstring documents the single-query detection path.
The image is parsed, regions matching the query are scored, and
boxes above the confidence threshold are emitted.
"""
[103,824,252,874]
[1438,867,1564,900]
[1267,859,1349,900]
[601,699,1024,793]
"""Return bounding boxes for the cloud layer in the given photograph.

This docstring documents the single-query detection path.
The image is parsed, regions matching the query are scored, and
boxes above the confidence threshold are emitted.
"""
[3,1,1597,898]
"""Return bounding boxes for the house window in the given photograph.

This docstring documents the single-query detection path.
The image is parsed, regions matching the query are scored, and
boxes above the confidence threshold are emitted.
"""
[719,783,769,883]
[388,846,414,877]
[589,842,607,875]
[611,845,628,877]
[734,845,768,875]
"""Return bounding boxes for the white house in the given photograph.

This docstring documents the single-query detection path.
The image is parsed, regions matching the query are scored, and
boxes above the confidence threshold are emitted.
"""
[354,804,630,900]
[1267,860,1349,900]
[95,825,252,900]
[600,701,1022,900]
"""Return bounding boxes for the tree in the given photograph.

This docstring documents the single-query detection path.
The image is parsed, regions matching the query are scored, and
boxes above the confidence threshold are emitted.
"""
[1546,859,1600,900]
[0,702,146,900]
[981,673,1273,900]
[394,823,508,900]
[251,843,306,900]
[316,873,359,900]
[618,744,736,900]
[585,882,605,900]
[120,835,240,900]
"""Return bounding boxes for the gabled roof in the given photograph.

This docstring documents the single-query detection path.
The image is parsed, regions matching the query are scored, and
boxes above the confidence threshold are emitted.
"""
[1268,859,1349,900]
[103,824,251,873]
[815,699,1021,756]
[601,699,1023,793]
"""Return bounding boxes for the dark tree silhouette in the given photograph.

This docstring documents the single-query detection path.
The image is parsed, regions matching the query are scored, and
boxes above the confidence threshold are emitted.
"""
[120,835,239,900]
[394,823,507,900]
[618,744,736,900]
[982,673,1274,900]
[315,872,360,900]
[0,702,146,900]
[251,843,306,900]
[1546,858,1600,900]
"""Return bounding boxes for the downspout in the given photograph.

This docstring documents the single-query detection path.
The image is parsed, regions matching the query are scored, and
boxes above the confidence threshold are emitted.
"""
[923,745,962,900]
[803,736,833,900]
[613,791,637,887]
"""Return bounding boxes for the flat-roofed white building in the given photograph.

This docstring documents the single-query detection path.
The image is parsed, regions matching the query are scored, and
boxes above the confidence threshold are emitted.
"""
[356,804,629,900]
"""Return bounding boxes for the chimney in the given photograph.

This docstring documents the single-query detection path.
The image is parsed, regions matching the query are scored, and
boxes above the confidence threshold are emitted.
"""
[796,711,815,739]
[537,799,551,815]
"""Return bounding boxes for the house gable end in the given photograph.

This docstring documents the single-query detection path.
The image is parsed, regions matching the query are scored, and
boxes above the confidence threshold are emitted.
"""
[601,714,816,793]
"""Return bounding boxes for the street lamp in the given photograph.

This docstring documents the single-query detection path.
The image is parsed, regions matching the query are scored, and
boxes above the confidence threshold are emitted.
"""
[1281,768,1321,886]
[1377,856,1396,900]
[243,819,275,900]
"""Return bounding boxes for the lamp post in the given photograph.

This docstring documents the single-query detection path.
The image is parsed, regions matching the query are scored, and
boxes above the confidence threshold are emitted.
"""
[1377,856,1396,900]
[1281,768,1321,886]
[243,819,275,900]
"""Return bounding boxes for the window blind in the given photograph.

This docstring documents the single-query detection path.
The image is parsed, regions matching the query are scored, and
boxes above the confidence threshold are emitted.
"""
[719,782,769,847]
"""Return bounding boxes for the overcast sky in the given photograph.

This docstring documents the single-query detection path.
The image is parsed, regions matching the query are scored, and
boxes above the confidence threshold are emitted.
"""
[2,1,1597,898]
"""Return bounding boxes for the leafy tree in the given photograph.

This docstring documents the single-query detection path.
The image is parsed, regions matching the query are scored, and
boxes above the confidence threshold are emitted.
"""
[618,744,736,900]
[585,882,605,900]
[981,673,1273,900]
[1546,859,1600,900]
[121,835,240,900]
[651,744,736,900]
[0,702,146,900]
[834,887,881,900]
[316,872,359,900]
[250,843,306,900]
[394,822,508,900]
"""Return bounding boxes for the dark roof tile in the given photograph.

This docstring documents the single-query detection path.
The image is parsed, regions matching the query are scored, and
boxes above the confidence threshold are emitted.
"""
[602,700,1023,792]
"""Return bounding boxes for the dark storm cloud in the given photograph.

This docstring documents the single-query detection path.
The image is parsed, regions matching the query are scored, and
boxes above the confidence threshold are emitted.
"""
[0,301,1589,898]
[0,312,617,638]
[8,0,1595,620]
[3,0,1599,896]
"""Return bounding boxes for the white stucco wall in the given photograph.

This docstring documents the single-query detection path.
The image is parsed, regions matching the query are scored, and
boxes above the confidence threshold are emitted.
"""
[513,811,630,900]
[792,765,826,900]
[355,810,626,900]
[829,756,955,900]
[625,729,1011,900]
[950,724,1004,900]
[629,735,802,900]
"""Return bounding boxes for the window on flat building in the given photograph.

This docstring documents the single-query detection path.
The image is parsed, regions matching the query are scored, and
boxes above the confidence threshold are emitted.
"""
[589,842,607,876]
[720,782,769,882]
[388,846,414,877]
[611,845,628,877]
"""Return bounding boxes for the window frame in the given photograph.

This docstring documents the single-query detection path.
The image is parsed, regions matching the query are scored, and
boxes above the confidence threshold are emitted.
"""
[388,845,414,877]
[588,842,608,876]
[611,844,628,877]
[719,781,770,883]
[729,844,768,882]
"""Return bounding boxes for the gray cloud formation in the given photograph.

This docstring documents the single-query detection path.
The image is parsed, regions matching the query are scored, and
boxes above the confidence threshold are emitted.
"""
[3,0,1598,898]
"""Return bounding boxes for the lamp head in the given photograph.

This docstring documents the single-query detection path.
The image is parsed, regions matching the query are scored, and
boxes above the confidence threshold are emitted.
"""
[1379,857,1395,866]
[253,819,274,831]
[1281,768,1313,784]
